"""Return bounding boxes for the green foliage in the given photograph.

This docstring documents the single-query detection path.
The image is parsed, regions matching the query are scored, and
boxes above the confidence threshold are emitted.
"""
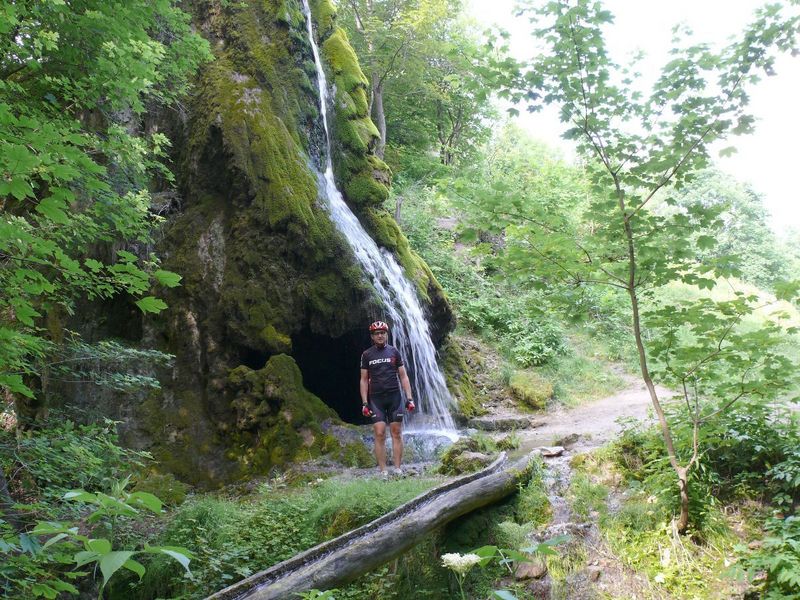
[465,0,800,531]
[0,0,211,400]
[0,414,151,506]
[739,516,800,599]
[131,476,439,598]
[337,0,496,167]
[674,170,791,290]
[568,473,608,521]
[1,479,189,599]
[515,456,551,527]
[612,399,800,532]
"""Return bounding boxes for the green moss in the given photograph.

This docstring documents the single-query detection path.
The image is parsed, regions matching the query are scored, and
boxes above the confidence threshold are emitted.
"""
[260,324,292,353]
[321,29,368,92]
[310,0,337,38]
[441,336,481,418]
[226,355,339,474]
[510,371,554,411]
[338,441,374,468]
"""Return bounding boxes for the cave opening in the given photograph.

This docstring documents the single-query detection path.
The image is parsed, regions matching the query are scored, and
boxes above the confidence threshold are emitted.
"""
[292,327,369,424]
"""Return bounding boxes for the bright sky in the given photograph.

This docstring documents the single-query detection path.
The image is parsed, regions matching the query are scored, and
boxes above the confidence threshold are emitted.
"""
[468,0,800,235]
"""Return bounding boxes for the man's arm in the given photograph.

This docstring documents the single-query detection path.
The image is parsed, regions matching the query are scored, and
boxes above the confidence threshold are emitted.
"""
[397,366,413,401]
[360,368,369,405]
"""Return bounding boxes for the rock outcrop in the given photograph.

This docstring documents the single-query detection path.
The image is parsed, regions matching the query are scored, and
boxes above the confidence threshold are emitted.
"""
[61,0,453,486]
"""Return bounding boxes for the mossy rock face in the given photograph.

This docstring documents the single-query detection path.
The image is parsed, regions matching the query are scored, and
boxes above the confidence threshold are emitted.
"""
[63,0,453,487]
[441,337,480,418]
[509,371,554,411]
[225,355,339,473]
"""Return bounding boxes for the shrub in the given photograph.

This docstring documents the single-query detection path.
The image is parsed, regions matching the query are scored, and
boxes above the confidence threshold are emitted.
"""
[739,515,800,599]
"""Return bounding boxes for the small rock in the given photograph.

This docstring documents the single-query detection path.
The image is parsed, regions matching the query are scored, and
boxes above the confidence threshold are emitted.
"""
[586,566,602,582]
[539,446,565,457]
[516,558,548,580]
[748,540,763,550]
[555,433,580,448]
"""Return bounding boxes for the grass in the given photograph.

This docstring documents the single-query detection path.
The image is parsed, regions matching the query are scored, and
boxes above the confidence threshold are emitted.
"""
[537,330,630,407]
[567,445,746,600]
[119,475,441,599]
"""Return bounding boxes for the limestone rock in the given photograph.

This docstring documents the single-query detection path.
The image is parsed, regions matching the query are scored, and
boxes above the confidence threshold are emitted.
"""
[539,446,565,458]
[516,559,548,580]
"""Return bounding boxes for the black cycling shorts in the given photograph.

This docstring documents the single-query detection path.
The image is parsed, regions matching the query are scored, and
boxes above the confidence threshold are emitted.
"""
[368,390,405,424]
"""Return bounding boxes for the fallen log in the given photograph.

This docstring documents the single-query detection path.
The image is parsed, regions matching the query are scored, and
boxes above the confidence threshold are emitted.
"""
[207,451,537,600]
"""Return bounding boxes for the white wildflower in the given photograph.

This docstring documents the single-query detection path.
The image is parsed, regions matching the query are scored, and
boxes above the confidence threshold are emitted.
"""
[654,573,666,584]
[441,552,482,575]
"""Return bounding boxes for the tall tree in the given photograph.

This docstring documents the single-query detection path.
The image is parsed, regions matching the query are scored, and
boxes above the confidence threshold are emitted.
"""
[464,0,800,532]
[0,1,211,415]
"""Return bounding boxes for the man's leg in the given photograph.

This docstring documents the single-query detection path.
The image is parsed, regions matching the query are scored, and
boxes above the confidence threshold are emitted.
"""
[373,421,387,471]
[390,421,403,468]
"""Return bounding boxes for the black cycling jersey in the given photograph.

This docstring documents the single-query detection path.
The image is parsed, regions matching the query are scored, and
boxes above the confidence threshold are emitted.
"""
[360,344,404,395]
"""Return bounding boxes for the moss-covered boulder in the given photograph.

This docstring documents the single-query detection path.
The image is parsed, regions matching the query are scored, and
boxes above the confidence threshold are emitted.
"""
[509,371,554,411]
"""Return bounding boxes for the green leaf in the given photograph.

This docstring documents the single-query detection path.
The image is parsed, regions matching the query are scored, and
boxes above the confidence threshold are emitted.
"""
[127,491,162,513]
[123,557,146,580]
[63,490,97,502]
[10,298,41,327]
[145,545,192,573]
[74,550,101,568]
[153,269,182,288]
[135,296,168,314]
[87,538,112,554]
[36,196,70,224]
[30,583,58,599]
[84,258,103,273]
[99,551,135,585]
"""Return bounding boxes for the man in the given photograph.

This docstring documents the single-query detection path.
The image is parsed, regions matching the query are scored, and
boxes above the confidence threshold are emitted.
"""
[360,321,415,478]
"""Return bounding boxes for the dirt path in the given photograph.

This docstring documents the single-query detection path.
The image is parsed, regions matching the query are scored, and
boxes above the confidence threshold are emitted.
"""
[517,374,670,453]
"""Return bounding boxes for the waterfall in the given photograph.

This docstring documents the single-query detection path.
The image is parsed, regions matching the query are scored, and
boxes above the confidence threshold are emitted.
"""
[301,0,455,433]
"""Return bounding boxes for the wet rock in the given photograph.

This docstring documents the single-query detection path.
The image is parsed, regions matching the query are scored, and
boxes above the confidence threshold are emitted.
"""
[516,558,548,580]
[554,433,580,448]
[538,446,565,457]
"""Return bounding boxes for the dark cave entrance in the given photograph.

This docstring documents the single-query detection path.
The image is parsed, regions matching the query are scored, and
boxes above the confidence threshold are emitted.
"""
[292,327,370,424]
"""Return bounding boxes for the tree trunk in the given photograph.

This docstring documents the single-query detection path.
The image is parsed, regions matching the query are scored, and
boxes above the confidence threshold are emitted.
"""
[208,452,536,599]
[623,206,690,534]
[677,466,689,533]
[371,73,386,159]
[394,194,403,223]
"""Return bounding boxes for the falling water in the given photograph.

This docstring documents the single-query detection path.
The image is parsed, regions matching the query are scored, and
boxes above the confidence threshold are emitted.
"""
[301,0,455,434]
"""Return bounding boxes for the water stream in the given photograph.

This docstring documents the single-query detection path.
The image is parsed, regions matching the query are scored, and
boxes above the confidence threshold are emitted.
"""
[301,0,455,435]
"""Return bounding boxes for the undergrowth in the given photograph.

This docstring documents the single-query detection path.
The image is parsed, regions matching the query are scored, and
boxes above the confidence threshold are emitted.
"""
[119,476,439,599]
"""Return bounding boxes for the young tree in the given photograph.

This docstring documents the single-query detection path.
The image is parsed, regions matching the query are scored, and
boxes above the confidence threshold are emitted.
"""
[462,0,800,532]
[0,1,211,416]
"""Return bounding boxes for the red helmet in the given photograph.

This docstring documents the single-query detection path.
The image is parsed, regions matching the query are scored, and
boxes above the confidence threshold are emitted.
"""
[369,321,389,333]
